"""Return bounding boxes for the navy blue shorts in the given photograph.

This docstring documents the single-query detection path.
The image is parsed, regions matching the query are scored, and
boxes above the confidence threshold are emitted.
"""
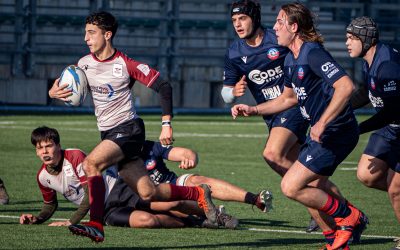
[103,179,149,227]
[265,106,309,144]
[298,123,359,176]
[100,118,145,164]
[364,125,400,172]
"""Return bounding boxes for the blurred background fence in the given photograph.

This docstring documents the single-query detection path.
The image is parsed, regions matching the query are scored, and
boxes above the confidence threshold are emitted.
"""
[1,0,399,113]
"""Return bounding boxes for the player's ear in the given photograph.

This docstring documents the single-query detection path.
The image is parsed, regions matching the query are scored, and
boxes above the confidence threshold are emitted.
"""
[291,22,299,33]
[104,31,113,41]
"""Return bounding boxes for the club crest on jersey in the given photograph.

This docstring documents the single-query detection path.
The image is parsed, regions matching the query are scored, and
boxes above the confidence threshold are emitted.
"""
[137,64,150,76]
[267,48,279,60]
[297,67,304,80]
[370,78,376,90]
[113,63,123,77]
[145,159,157,170]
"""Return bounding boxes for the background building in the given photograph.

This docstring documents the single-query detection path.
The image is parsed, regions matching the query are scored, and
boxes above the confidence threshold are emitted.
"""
[1,0,399,112]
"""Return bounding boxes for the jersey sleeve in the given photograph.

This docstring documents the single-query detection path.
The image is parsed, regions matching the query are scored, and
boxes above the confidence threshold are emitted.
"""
[308,48,347,86]
[223,50,239,86]
[152,141,174,160]
[37,169,57,204]
[121,53,160,88]
[66,150,87,185]
[375,61,400,98]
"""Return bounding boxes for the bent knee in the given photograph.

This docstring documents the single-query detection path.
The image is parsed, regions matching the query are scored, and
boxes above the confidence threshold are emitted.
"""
[82,158,101,176]
[138,188,157,202]
[132,213,160,228]
[357,171,377,188]
[280,180,297,199]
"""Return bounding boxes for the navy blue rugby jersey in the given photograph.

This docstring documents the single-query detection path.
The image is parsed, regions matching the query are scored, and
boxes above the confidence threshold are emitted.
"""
[141,140,177,185]
[283,42,355,129]
[224,28,289,106]
[363,43,400,115]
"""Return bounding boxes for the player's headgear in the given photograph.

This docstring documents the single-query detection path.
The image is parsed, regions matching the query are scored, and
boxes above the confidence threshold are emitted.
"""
[346,16,379,57]
[231,0,261,39]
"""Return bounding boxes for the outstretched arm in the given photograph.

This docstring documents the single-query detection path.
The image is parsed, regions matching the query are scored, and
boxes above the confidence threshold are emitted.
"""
[231,86,297,119]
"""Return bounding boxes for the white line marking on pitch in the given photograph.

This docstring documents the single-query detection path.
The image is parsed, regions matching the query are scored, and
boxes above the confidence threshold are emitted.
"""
[0,215,396,239]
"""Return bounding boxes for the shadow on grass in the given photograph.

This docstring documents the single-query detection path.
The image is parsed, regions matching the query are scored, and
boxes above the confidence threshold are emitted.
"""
[239,218,305,230]
[45,237,393,249]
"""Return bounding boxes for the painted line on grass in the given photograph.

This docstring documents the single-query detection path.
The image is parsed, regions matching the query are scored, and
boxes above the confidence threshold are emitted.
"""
[0,214,396,239]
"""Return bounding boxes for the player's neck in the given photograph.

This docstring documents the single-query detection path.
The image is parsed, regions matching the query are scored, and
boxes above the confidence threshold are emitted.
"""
[245,28,264,47]
[95,44,115,61]
[363,45,376,67]
[289,36,304,59]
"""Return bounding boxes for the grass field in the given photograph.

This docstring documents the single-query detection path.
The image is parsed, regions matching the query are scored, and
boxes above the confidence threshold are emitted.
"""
[0,114,398,249]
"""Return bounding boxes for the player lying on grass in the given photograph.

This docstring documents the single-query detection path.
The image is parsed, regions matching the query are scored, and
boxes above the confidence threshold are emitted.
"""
[141,139,273,213]
[19,126,238,229]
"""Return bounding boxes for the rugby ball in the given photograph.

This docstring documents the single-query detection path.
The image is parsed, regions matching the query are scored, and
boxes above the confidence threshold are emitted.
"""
[59,65,88,106]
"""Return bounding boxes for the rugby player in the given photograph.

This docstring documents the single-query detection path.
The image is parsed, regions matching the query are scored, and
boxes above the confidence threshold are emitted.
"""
[346,16,400,250]
[48,11,218,242]
[231,3,368,249]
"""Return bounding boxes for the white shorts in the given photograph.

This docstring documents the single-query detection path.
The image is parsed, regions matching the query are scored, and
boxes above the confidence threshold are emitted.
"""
[175,173,196,186]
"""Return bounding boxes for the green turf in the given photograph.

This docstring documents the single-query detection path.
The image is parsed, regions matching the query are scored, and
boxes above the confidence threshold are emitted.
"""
[0,114,398,249]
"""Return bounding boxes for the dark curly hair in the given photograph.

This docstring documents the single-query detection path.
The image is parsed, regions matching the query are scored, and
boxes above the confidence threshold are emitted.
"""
[86,11,118,41]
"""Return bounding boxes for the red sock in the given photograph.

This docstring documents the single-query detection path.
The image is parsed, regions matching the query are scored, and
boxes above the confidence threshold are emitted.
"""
[87,176,105,224]
[320,194,350,218]
[169,184,200,201]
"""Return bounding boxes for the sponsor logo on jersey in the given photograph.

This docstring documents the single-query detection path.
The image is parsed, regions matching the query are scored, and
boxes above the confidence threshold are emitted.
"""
[321,62,339,79]
[248,66,283,85]
[90,84,115,98]
[63,165,74,177]
[113,63,123,77]
[292,83,307,100]
[267,48,280,60]
[384,80,397,92]
[297,67,304,79]
[281,117,287,124]
[64,184,81,198]
[241,56,247,63]
[370,78,376,90]
[261,86,281,100]
[368,91,383,108]
[137,64,150,76]
[145,159,157,170]
[306,155,313,162]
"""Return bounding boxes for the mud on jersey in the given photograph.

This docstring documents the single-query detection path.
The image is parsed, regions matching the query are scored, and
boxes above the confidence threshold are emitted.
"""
[78,50,160,131]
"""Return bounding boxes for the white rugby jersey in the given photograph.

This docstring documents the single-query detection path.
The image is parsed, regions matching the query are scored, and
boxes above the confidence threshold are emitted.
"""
[37,149,117,206]
[78,50,160,131]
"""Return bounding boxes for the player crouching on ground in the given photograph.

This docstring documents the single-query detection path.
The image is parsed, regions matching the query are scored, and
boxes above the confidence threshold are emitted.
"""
[20,126,238,230]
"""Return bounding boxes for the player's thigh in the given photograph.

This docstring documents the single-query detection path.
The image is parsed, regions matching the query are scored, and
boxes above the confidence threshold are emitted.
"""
[281,161,321,195]
[120,159,156,196]
[265,127,300,156]
[357,153,389,183]
[85,139,124,171]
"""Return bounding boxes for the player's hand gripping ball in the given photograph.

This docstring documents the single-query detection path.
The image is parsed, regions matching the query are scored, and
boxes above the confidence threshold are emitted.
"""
[59,65,88,106]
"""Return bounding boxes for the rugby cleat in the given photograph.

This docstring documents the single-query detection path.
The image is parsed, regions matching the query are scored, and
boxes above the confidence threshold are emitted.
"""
[350,211,369,244]
[331,206,362,249]
[392,237,400,250]
[197,184,218,225]
[68,221,104,242]
[255,190,273,213]
[217,205,239,229]
[305,217,320,233]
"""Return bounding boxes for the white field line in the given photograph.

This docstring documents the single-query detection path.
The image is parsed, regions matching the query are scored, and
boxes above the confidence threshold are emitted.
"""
[0,214,396,239]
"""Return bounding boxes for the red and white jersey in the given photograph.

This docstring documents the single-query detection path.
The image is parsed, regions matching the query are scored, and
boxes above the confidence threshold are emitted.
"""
[78,50,160,131]
[37,149,117,206]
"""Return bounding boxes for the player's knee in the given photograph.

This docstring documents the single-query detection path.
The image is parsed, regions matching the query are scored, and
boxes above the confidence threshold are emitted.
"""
[133,213,160,228]
[138,187,157,202]
[280,179,297,199]
[186,176,206,186]
[357,170,375,188]
[82,158,100,176]
[388,185,400,201]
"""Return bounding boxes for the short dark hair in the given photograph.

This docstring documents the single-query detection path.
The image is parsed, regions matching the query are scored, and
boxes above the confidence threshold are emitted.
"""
[86,11,118,40]
[31,126,60,146]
